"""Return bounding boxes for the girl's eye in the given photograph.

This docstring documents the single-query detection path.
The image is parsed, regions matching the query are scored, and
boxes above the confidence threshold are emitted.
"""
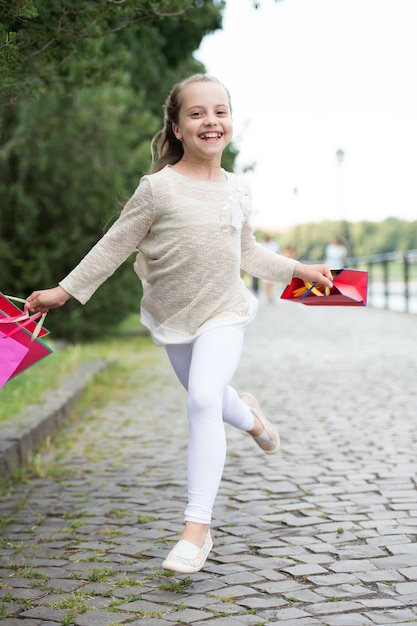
[190,111,202,117]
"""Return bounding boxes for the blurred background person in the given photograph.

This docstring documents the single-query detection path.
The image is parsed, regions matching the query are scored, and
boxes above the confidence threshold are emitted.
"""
[262,235,280,303]
[324,236,348,269]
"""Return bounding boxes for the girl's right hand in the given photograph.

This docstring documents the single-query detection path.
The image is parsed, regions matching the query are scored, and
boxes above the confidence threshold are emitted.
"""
[26,286,71,314]
[293,262,333,289]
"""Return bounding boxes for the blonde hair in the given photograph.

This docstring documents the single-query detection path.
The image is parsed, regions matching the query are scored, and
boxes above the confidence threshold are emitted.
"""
[149,74,232,173]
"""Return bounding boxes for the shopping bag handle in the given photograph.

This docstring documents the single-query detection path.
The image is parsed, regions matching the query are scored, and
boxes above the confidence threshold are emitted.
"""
[2,294,27,305]
[1,295,29,322]
[0,295,47,341]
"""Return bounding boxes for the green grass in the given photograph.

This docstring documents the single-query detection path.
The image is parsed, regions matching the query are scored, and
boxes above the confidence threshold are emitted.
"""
[0,314,153,426]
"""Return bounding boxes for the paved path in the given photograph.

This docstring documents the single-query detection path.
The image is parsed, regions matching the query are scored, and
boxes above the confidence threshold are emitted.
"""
[1,297,417,625]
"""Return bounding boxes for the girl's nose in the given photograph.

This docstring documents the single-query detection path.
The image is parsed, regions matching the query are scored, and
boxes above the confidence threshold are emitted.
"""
[204,113,217,126]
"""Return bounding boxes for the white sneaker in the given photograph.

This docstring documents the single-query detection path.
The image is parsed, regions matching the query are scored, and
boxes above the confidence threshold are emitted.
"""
[162,531,213,574]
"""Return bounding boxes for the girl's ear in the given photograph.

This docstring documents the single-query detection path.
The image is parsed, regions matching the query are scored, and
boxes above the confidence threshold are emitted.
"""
[172,123,182,141]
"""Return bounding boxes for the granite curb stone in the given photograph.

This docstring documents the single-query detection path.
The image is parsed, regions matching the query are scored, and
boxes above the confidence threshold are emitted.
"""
[0,359,110,479]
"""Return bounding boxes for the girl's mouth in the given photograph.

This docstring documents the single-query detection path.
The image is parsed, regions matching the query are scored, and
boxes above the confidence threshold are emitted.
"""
[200,132,222,142]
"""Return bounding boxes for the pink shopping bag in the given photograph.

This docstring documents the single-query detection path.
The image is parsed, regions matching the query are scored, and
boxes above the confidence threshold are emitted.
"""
[0,331,30,389]
[0,294,53,384]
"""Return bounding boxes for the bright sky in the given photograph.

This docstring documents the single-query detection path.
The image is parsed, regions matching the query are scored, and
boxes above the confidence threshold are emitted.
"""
[195,0,417,230]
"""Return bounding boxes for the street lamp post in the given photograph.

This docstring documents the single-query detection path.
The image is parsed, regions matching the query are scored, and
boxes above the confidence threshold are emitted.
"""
[336,149,349,252]
[293,186,300,257]
[336,149,345,219]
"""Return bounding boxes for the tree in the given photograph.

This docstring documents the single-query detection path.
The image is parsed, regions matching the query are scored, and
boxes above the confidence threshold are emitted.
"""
[0,0,224,106]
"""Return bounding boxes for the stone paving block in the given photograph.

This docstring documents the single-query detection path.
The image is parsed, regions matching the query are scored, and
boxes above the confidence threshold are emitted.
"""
[388,542,417,554]
[74,610,131,624]
[400,516,417,527]
[211,541,249,556]
[356,569,406,583]
[395,582,417,595]
[366,533,411,546]
[398,566,417,580]
[216,570,264,585]
[358,598,403,609]
[20,607,68,621]
[129,617,172,626]
[281,513,326,527]
[258,544,307,557]
[1,617,41,626]
[0,602,21,618]
[289,553,336,566]
[163,607,214,622]
[315,530,360,544]
[267,617,324,626]
[305,542,340,554]
[396,593,417,606]
[336,545,388,560]
[205,600,249,616]
[320,615,374,625]
[308,600,364,615]
[291,590,329,604]
[371,554,417,568]
[170,593,215,609]
[255,580,307,594]
[329,559,378,573]
[187,615,242,625]
[115,598,170,614]
[282,563,329,577]
[307,573,361,586]
[178,578,226,594]
[237,595,287,609]
[364,607,417,623]
[315,583,374,599]
[255,568,288,581]
[268,607,313,621]
[203,562,248,575]
[208,584,260,599]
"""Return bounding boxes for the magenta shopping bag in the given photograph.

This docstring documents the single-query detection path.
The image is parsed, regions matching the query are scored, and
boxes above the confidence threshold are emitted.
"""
[0,331,30,389]
[0,294,53,386]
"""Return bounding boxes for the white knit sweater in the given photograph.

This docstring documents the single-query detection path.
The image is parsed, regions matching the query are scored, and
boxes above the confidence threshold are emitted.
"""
[60,166,297,343]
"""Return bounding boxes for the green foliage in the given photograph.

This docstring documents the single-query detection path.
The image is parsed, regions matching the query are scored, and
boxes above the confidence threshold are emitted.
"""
[272,217,417,262]
[0,84,152,339]
[0,0,225,106]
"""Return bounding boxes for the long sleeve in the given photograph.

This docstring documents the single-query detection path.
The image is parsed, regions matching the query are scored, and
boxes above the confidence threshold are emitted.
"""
[240,220,297,284]
[59,178,157,304]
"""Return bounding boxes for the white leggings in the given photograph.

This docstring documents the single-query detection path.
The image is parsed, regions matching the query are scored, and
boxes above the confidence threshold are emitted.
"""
[165,326,255,524]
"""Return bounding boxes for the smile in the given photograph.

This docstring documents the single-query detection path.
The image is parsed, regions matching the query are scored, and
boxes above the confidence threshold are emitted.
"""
[200,132,222,141]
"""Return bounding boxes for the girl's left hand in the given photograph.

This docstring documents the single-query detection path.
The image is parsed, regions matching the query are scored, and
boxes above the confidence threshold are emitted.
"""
[25,286,71,314]
[293,262,333,288]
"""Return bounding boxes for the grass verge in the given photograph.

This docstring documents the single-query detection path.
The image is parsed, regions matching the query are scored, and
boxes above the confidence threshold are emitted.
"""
[0,314,153,426]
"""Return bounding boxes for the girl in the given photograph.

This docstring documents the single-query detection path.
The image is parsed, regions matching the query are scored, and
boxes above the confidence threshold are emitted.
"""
[26,74,333,574]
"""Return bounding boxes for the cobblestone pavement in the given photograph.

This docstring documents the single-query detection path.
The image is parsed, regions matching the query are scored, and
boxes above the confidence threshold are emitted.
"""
[1,298,417,625]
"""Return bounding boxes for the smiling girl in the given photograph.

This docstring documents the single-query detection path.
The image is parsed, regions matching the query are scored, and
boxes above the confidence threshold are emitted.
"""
[26,74,333,574]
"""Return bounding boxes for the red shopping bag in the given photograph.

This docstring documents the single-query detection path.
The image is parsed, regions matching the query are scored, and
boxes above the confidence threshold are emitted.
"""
[0,294,53,385]
[0,293,49,338]
[281,269,368,306]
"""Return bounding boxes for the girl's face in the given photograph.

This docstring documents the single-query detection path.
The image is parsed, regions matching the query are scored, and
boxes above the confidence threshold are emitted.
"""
[172,81,233,163]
